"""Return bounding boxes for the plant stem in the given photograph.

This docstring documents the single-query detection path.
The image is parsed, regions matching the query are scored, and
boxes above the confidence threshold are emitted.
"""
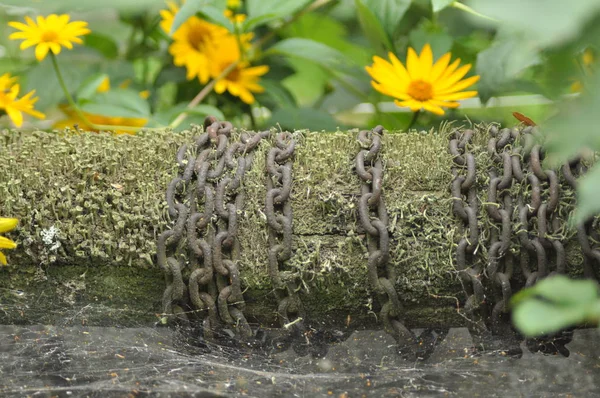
[254,0,334,49]
[171,0,334,130]
[169,61,239,129]
[51,53,149,133]
[406,110,421,131]
[451,2,498,22]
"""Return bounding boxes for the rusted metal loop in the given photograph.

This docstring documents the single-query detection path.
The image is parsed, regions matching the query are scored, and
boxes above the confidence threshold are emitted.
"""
[467,267,485,305]
[274,132,296,162]
[496,272,512,313]
[546,170,559,213]
[451,177,468,221]
[449,139,465,166]
[355,150,373,181]
[497,151,513,190]
[527,173,541,214]
[267,146,284,178]
[496,128,512,149]
[194,132,210,150]
[207,152,227,179]
[368,159,383,206]
[487,242,502,278]
[461,153,476,191]
[458,129,474,149]
[379,277,403,316]
[266,188,284,230]
[529,145,548,181]
[213,232,231,276]
[166,177,185,218]
[273,164,292,203]
[358,193,379,235]
[511,149,525,182]
[562,162,578,188]
[486,177,505,221]
[532,239,548,277]
[465,207,479,252]
[167,257,185,301]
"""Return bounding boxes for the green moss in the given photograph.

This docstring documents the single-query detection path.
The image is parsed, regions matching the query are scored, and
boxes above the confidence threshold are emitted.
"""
[0,125,585,327]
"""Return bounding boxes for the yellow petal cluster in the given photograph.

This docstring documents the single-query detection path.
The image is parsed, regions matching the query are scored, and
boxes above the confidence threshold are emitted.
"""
[0,73,45,127]
[0,218,18,266]
[366,44,479,115]
[9,14,90,61]
[160,1,268,104]
[54,77,147,134]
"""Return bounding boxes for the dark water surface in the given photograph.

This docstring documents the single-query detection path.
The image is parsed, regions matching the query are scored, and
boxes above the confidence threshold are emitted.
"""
[0,324,598,397]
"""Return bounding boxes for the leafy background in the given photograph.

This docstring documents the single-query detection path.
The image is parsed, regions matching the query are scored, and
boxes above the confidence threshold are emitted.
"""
[1,0,600,334]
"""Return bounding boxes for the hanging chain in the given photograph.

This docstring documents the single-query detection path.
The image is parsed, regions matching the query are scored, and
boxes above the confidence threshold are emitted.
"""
[265,132,310,353]
[485,126,517,334]
[158,116,268,343]
[356,126,415,355]
[565,157,600,280]
[449,128,487,334]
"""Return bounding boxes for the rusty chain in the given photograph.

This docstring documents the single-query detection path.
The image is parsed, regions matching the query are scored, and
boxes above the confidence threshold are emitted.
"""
[449,128,488,334]
[564,157,600,280]
[485,126,516,335]
[264,132,311,354]
[157,116,269,343]
[355,125,415,356]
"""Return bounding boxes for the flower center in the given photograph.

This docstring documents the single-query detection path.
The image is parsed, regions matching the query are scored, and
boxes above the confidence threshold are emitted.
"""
[407,80,433,101]
[223,64,241,81]
[41,30,59,43]
[187,26,211,51]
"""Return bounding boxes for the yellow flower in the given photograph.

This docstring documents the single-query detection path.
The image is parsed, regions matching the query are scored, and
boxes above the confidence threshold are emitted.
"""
[571,48,595,93]
[0,73,45,127]
[227,0,241,9]
[54,105,147,135]
[205,35,268,104]
[0,218,18,266]
[160,1,230,83]
[9,14,90,61]
[224,9,247,24]
[366,44,479,116]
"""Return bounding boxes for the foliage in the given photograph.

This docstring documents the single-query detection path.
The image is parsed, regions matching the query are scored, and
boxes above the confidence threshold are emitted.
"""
[511,275,600,337]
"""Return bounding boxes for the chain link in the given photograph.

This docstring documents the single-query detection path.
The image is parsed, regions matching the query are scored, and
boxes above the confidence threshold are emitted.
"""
[450,128,487,334]
[265,132,312,354]
[356,126,415,356]
[157,116,268,343]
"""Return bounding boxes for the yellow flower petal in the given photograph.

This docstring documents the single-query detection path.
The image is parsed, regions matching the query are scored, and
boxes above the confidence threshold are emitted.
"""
[9,13,90,61]
[419,44,433,80]
[0,218,18,233]
[367,44,480,116]
[0,236,17,250]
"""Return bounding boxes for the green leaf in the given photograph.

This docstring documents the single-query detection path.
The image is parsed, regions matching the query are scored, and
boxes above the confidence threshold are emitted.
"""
[432,0,454,12]
[468,0,600,47]
[83,88,150,117]
[266,38,347,72]
[511,275,600,337]
[24,57,90,111]
[80,103,147,119]
[355,0,394,54]
[198,5,234,31]
[362,0,412,39]
[84,32,119,59]
[572,164,600,225]
[475,33,541,103]
[170,0,208,35]
[0,0,165,11]
[255,79,297,109]
[268,107,342,131]
[542,73,600,169]
[246,0,311,23]
[77,74,110,101]
[409,20,453,57]
[151,103,224,129]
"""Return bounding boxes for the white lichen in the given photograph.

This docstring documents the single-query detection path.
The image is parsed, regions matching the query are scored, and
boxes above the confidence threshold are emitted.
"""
[41,225,61,252]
